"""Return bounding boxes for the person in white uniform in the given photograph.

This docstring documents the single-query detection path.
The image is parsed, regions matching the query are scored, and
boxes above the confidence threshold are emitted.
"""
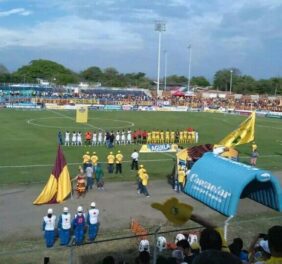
[42,208,56,248]
[87,202,100,241]
[57,207,71,245]
[65,131,70,146]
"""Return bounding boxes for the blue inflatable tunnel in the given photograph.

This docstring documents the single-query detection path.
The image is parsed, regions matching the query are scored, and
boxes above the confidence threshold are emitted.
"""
[184,152,282,216]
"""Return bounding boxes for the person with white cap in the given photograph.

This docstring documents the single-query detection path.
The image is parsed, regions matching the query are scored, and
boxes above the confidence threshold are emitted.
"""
[87,202,100,241]
[72,206,86,245]
[42,208,56,248]
[57,207,71,246]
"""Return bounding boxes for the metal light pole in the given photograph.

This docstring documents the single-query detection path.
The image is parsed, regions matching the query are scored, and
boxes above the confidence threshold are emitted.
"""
[187,44,192,92]
[164,50,167,91]
[155,21,166,97]
[230,70,233,94]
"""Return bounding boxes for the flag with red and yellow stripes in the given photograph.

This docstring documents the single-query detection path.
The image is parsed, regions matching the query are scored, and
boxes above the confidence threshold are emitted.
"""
[33,145,71,205]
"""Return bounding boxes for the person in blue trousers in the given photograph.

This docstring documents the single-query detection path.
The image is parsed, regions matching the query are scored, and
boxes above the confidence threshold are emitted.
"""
[72,206,86,245]
[87,202,100,241]
[42,208,56,248]
[57,207,71,246]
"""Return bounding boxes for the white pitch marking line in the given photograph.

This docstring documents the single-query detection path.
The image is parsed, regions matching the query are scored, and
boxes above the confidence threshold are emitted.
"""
[0,158,174,169]
[26,111,135,131]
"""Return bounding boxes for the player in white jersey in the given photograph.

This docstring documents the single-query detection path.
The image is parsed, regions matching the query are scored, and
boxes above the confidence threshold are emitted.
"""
[103,133,107,145]
[92,131,97,146]
[98,131,103,145]
[64,131,70,146]
[121,130,126,145]
[127,129,132,144]
[72,131,77,146]
[77,131,82,146]
[116,130,121,145]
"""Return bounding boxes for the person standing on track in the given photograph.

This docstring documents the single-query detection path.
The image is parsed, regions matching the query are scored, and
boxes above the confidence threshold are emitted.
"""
[72,206,86,245]
[87,202,99,241]
[141,169,150,197]
[42,208,56,248]
[57,207,71,246]
[131,149,139,170]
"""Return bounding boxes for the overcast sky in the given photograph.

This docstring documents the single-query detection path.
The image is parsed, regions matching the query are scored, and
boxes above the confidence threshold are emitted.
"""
[0,0,281,80]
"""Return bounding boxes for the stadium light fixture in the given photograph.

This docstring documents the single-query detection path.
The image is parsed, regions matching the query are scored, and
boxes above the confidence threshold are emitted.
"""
[155,21,166,97]
[187,44,192,92]
[163,50,167,91]
[230,69,233,94]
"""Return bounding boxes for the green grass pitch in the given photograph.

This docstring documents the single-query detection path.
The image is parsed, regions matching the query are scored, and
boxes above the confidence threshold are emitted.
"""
[0,109,281,185]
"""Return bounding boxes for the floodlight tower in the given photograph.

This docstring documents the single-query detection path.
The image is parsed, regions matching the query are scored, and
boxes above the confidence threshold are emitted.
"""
[164,50,167,91]
[187,44,192,92]
[230,69,233,94]
[155,20,166,97]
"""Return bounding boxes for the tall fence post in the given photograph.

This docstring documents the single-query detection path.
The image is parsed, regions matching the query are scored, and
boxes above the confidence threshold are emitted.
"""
[69,236,76,264]
[224,215,234,241]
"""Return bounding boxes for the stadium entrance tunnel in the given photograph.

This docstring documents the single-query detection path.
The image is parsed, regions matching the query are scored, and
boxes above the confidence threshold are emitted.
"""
[184,152,282,216]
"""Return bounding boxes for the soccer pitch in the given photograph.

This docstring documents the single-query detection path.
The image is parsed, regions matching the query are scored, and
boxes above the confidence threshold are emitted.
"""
[0,109,281,185]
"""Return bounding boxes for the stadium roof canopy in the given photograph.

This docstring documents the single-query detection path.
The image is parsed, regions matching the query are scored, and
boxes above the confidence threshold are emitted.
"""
[184,152,282,216]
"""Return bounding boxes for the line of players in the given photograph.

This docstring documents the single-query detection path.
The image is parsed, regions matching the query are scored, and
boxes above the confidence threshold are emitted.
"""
[146,130,198,144]
[62,128,199,146]
[63,129,133,146]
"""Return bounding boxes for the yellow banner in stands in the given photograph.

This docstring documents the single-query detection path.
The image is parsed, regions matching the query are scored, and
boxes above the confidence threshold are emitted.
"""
[76,106,88,123]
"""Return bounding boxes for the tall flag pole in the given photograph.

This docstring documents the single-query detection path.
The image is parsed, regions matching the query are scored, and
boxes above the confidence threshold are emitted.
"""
[218,112,256,147]
[33,145,71,205]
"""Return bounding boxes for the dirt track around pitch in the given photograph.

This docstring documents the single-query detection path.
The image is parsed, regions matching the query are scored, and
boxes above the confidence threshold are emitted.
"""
[1,174,282,242]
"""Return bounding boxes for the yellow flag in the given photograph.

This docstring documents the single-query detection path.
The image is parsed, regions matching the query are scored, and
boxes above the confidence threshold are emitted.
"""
[218,112,255,147]
[76,106,88,123]
[33,145,71,205]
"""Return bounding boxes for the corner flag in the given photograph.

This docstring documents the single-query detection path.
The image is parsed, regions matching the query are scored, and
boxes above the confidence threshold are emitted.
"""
[33,145,71,205]
[218,112,256,147]
[76,106,88,123]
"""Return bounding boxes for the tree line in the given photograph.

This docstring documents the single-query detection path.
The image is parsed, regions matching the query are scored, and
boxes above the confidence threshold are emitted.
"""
[0,60,281,95]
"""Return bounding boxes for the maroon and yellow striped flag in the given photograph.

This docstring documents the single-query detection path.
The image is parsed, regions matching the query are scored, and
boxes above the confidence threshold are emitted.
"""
[33,145,71,205]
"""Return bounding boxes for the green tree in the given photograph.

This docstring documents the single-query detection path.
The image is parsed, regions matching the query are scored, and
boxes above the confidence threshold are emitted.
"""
[13,59,79,85]
[166,75,187,85]
[81,66,103,82]
[0,64,11,83]
[191,76,210,87]
[213,68,241,91]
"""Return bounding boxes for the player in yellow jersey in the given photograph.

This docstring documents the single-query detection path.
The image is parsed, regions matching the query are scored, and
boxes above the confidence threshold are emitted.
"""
[191,131,196,143]
[170,130,175,143]
[252,141,257,152]
[147,132,152,144]
[160,130,164,143]
[177,167,186,192]
[82,151,91,171]
[183,130,188,143]
[179,131,184,144]
[91,152,99,168]
[165,130,170,143]
[188,131,193,143]
[107,152,115,174]
[137,165,146,194]
[155,130,160,144]
[151,131,156,144]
